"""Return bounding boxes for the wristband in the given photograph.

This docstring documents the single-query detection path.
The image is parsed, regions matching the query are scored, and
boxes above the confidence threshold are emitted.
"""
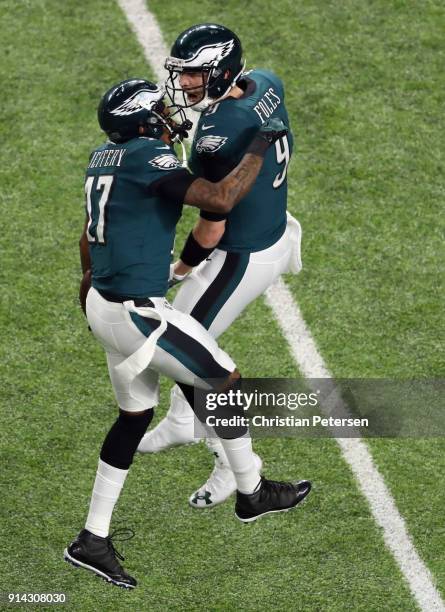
[200,210,228,221]
[180,231,214,267]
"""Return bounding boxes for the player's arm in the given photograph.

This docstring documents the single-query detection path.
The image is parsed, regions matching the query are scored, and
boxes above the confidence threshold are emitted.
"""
[173,216,226,277]
[184,118,288,212]
[168,125,268,278]
[192,216,227,248]
[183,148,264,214]
[79,215,91,273]
[168,148,256,281]
[171,118,243,277]
[157,118,287,215]
[79,216,91,315]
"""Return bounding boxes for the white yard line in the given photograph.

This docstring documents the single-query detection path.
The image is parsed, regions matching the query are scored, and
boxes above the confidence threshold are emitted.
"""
[265,278,444,611]
[117,1,444,609]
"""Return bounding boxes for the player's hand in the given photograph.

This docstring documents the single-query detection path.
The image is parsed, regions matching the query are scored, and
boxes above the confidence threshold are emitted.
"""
[168,263,189,289]
[257,117,288,145]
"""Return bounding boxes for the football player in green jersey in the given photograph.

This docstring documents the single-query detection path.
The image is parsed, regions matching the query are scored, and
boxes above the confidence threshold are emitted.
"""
[138,24,303,510]
[64,78,310,588]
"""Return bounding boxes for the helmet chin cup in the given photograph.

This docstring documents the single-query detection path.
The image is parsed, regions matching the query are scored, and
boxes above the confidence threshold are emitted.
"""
[192,95,218,112]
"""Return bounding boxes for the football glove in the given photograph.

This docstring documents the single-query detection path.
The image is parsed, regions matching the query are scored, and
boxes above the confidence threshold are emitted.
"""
[257,117,289,144]
[168,263,189,289]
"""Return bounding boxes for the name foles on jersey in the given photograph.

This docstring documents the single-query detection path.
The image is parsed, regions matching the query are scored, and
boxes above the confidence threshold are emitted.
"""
[149,154,182,170]
[196,135,228,154]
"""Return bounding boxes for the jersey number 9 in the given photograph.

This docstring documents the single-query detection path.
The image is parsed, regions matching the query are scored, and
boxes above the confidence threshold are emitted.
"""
[273,134,290,189]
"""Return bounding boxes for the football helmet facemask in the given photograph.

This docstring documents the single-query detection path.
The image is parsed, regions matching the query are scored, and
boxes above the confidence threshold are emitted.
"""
[165,23,244,112]
[98,78,191,144]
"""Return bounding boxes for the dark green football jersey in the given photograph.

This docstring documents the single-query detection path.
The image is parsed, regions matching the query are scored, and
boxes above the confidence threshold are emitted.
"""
[190,69,293,253]
[85,137,185,298]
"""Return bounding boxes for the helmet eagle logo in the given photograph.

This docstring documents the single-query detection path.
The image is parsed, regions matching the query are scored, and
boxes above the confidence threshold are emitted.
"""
[111,89,161,116]
[185,39,235,67]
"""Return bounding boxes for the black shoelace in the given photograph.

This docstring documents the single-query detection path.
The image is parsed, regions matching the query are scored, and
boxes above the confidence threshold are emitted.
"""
[259,477,296,500]
[106,528,135,562]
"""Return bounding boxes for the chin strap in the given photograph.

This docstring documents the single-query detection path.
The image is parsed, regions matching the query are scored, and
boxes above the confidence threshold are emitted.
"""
[175,137,189,168]
[151,106,192,167]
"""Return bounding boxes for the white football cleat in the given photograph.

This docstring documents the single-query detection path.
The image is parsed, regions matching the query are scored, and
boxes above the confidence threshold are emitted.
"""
[137,414,197,453]
[137,385,198,453]
[189,453,263,509]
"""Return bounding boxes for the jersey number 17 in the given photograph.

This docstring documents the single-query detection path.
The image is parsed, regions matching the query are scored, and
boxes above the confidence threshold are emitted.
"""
[84,175,114,244]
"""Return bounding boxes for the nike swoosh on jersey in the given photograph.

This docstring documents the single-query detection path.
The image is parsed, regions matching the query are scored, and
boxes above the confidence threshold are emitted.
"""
[201,124,215,131]
[156,145,171,149]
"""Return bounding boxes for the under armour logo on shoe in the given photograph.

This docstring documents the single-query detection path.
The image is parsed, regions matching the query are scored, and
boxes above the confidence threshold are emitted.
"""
[192,491,212,505]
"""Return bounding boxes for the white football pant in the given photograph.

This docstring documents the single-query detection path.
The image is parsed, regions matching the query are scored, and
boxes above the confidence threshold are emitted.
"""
[86,287,235,413]
[169,214,302,421]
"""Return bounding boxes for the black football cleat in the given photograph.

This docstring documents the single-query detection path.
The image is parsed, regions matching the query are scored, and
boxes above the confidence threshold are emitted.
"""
[63,528,137,589]
[235,477,312,523]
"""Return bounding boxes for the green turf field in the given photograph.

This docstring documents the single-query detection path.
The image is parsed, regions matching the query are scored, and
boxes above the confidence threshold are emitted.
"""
[1,0,444,610]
